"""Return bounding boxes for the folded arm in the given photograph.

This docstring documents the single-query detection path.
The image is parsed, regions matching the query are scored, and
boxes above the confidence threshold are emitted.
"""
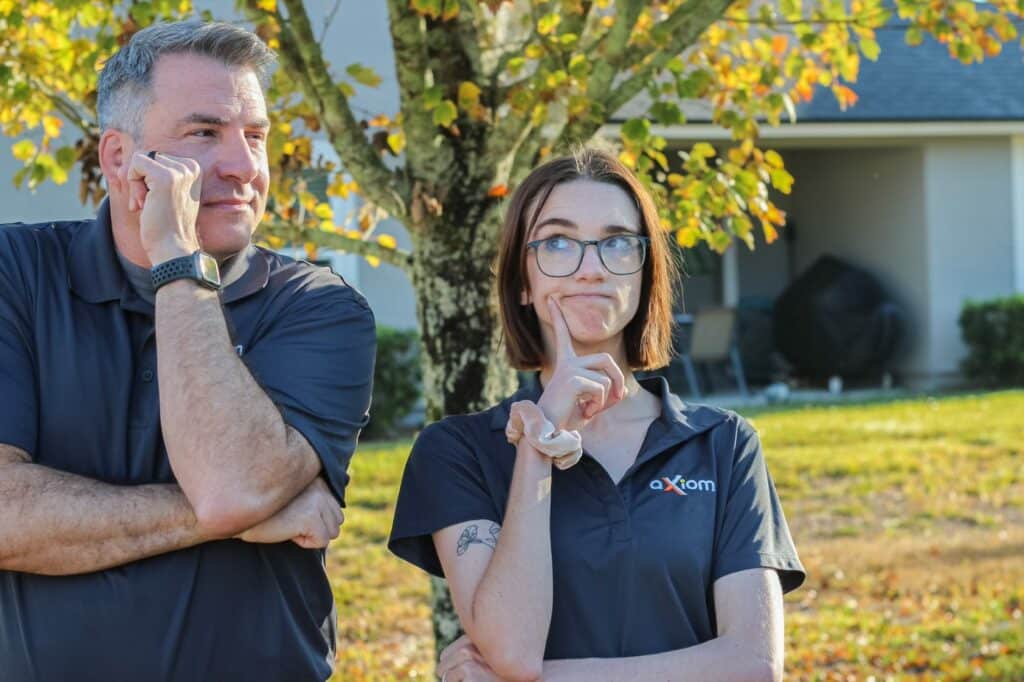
[155,280,321,537]
[438,568,784,682]
[433,439,555,682]
[0,444,219,575]
[541,568,784,682]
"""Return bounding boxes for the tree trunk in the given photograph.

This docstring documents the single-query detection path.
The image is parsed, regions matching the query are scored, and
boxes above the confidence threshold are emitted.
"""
[409,208,517,656]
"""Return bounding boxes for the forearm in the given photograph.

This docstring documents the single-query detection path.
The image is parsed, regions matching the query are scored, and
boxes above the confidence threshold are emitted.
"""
[0,459,218,576]
[155,280,318,533]
[471,441,553,680]
[542,637,778,682]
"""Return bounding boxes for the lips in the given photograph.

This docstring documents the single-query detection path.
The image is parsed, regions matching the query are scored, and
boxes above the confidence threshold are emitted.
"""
[561,293,612,301]
[203,198,253,207]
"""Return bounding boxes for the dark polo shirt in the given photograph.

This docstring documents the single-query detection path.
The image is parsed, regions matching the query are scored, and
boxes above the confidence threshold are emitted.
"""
[0,202,375,681]
[389,376,805,660]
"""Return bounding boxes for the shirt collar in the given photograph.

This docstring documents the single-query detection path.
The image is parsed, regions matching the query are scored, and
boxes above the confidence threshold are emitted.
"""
[488,373,727,452]
[68,198,270,306]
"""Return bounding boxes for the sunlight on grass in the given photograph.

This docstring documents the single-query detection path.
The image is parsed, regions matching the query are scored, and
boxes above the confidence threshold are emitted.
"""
[328,391,1024,681]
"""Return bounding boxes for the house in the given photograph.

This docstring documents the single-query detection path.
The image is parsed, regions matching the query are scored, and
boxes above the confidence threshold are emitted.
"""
[3,3,1021,390]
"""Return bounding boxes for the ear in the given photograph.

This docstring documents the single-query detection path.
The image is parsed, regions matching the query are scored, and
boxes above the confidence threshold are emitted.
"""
[98,129,133,194]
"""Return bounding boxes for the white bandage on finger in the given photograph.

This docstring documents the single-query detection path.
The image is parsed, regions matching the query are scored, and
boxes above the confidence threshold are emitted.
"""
[505,400,583,470]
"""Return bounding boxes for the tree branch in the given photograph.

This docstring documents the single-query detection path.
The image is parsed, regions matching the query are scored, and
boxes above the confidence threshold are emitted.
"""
[244,0,408,219]
[605,0,734,117]
[265,221,414,272]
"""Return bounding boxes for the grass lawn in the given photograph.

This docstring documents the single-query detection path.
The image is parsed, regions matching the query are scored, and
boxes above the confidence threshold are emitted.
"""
[327,390,1024,681]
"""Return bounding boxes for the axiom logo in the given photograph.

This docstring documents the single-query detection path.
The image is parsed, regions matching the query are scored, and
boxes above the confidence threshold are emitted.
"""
[649,475,716,496]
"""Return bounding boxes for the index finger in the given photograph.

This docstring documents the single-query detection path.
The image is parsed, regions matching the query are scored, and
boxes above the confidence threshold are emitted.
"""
[546,296,576,361]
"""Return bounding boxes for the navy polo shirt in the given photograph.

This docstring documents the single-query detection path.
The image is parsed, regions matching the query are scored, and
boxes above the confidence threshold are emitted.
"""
[0,202,375,682]
[389,376,805,659]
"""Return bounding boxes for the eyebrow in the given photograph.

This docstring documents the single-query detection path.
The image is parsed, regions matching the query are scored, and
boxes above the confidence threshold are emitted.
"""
[532,217,639,237]
[177,113,272,129]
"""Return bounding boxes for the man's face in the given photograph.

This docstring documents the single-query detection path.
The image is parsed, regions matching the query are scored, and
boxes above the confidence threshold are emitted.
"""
[133,52,271,259]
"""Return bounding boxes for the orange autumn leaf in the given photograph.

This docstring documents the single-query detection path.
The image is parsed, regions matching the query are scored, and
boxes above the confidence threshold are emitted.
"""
[487,184,509,198]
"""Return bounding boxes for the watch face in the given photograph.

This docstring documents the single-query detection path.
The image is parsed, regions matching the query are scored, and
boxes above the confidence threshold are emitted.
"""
[196,252,222,287]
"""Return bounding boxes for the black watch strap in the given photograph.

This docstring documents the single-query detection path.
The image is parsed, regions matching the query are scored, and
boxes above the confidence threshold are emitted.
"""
[151,251,221,291]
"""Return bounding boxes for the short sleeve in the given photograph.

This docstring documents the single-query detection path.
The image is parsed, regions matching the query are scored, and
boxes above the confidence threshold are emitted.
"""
[241,278,375,506]
[0,230,38,458]
[388,420,502,577]
[712,417,805,593]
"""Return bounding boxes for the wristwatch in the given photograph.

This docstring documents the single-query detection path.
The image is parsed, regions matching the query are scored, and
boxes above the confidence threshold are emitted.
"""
[151,250,222,291]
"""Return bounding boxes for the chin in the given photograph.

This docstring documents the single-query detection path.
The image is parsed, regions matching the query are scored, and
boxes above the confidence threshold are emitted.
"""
[197,219,256,258]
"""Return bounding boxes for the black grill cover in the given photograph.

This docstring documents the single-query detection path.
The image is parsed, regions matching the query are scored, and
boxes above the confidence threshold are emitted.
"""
[773,255,904,378]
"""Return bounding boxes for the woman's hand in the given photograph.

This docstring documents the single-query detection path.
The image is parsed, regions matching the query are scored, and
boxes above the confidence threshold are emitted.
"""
[536,296,626,432]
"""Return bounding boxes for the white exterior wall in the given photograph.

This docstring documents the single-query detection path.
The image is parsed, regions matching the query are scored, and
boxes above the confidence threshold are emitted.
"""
[922,139,1015,380]
[771,146,932,379]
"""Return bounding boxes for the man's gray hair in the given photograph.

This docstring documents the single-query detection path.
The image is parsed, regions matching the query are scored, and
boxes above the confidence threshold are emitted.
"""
[97,20,276,137]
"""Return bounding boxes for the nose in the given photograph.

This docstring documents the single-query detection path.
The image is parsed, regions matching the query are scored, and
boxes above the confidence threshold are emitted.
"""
[574,241,606,281]
[214,129,260,185]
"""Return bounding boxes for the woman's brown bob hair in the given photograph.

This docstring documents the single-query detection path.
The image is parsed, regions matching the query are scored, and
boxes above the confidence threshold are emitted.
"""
[496,147,679,371]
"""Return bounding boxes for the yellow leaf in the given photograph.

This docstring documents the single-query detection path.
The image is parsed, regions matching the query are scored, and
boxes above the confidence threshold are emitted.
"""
[282,141,296,155]
[387,132,405,154]
[457,81,481,111]
[764,150,784,169]
[344,230,363,240]
[313,203,333,220]
[320,220,337,232]
[537,13,560,36]
[304,242,318,259]
[676,227,700,248]
[365,255,381,268]
[11,139,36,162]
[42,115,62,139]
[266,235,285,248]
[377,234,397,249]
[256,0,276,11]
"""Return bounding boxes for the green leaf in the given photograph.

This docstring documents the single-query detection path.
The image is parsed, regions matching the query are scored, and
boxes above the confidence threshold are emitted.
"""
[905,26,924,46]
[650,102,683,126]
[55,146,77,169]
[770,167,794,194]
[537,13,560,36]
[423,85,444,110]
[346,63,382,88]
[432,99,458,127]
[11,139,35,162]
[861,37,881,61]
[621,118,650,145]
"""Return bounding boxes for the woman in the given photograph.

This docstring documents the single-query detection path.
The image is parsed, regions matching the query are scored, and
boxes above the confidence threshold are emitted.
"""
[389,148,805,682]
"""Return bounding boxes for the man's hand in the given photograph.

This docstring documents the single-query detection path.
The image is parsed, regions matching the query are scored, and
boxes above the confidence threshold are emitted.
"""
[125,150,202,264]
[236,477,343,549]
[437,635,504,682]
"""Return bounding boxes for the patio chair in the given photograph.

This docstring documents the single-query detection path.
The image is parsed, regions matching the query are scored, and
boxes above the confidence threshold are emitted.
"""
[677,307,749,398]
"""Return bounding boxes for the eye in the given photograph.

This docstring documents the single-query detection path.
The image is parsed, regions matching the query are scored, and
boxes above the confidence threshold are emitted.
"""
[189,128,216,138]
[542,236,574,252]
[603,235,633,251]
[246,130,267,142]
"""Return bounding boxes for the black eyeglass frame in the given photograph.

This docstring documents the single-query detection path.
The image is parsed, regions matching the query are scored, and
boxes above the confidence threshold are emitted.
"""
[525,234,651,277]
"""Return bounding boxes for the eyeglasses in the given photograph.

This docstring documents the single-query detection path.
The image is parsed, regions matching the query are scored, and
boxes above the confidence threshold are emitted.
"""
[526,234,650,277]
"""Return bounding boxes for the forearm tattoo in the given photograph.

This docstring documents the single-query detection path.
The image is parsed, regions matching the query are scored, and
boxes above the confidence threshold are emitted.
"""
[456,523,501,556]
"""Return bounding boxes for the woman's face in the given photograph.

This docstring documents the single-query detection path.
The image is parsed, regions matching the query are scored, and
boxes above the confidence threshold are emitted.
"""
[523,179,645,358]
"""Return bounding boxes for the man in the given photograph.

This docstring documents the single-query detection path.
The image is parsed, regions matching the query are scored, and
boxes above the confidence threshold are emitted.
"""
[0,21,375,681]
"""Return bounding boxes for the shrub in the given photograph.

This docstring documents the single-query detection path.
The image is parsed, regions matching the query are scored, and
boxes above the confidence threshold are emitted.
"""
[364,326,422,439]
[958,295,1024,386]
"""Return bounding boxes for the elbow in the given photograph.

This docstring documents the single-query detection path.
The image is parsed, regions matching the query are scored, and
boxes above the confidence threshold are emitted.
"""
[193,490,272,539]
[479,652,543,682]
[751,656,783,682]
